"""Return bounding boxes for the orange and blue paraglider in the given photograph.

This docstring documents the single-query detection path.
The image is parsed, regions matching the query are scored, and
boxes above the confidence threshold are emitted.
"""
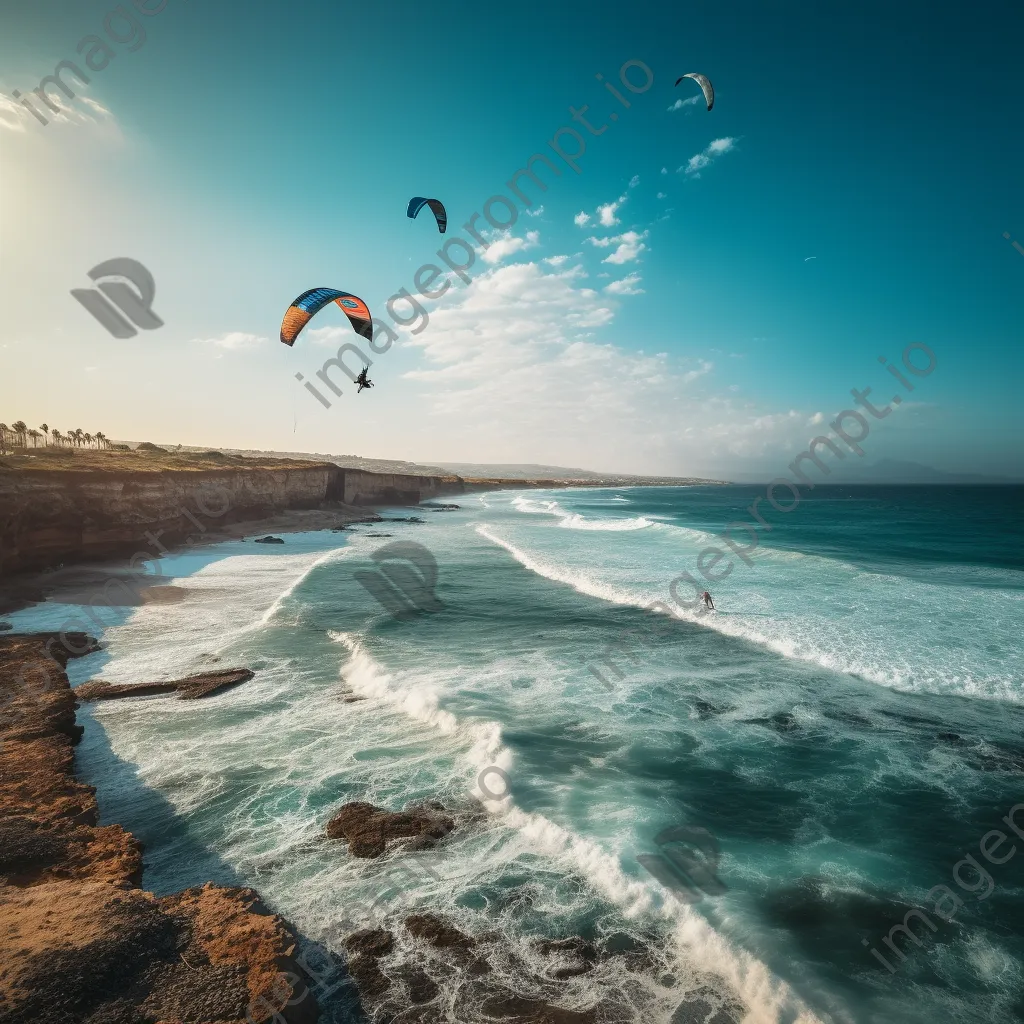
[280,288,373,346]
[407,197,447,234]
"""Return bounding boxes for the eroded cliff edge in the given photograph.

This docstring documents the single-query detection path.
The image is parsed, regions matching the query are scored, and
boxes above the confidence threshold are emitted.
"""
[0,449,463,577]
[0,633,319,1024]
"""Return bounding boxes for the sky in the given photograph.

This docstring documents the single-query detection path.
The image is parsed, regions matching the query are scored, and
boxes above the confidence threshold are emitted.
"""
[1,0,1022,480]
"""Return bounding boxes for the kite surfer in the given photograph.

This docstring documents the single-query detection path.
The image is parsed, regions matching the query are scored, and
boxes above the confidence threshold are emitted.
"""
[701,591,715,611]
[355,367,374,393]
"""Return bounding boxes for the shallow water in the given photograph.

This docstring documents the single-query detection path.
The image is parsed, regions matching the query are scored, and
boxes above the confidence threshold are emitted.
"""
[10,485,1024,1023]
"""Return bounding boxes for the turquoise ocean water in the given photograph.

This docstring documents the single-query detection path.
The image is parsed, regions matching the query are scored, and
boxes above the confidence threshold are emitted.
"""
[9,485,1024,1023]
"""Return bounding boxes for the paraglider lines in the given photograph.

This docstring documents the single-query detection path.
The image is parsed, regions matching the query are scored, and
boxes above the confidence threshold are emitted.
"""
[1004,232,1024,258]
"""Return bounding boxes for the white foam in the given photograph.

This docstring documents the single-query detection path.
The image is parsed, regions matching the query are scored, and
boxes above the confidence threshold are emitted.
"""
[329,629,821,1023]
[559,513,653,531]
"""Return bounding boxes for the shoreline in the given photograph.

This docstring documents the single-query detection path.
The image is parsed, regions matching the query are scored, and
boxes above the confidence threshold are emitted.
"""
[0,632,747,1024]
[0,504,383,619]
[0,633,321,1024]
[0,477,723,620]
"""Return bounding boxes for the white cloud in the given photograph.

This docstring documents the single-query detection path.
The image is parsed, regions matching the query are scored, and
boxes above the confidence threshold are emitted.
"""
[481,229,540,265]
[681,137,738,178]
[302,326,357,348]
[668,95,700,112]
[544,254,573,266]
[604,273,645,296]
[0,91,120,135]
[629,175,640,188]
[657,192,667,199]
[587,230,649,264]
[574,211,591,227]
[190,332,269,350]
[808,412,825,426]
[392,255,838,474]
[660,167,668,175]
[597,194,627,227]
[524,205,545,217]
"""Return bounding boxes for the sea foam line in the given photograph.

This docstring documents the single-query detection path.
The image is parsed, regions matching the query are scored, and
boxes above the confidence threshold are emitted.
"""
[328,625,820,1023]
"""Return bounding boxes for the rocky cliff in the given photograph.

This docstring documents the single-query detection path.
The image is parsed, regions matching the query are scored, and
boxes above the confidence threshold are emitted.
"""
[0,451,463,576]
[0,633,319,1024]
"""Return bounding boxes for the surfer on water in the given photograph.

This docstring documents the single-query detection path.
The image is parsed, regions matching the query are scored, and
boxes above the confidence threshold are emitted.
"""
[701,591,715,611]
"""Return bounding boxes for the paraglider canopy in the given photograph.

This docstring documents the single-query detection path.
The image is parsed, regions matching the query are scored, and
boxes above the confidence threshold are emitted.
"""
[407,197,447,233]
[675,72,714,111]
[280,287,373,347]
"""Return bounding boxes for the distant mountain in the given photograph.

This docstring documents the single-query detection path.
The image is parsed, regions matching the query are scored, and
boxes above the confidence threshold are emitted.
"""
[435,462,611,480]
[825,459,1018,484]
[434,462,726,483]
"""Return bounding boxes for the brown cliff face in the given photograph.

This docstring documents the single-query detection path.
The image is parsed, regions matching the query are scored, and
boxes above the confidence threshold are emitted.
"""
[0,463,336,575]
[0,634,319,1024]
[0,452,464,576]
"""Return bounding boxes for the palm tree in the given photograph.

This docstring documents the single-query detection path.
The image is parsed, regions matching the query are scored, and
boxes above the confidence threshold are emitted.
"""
[39,423,49,446]
[73,429,84,448]
[27,429,42,448]
[50,429,62,447]
[83,433,94,449]
[0,423,8,454]
[95,431,108,449]
[12,421,27,448]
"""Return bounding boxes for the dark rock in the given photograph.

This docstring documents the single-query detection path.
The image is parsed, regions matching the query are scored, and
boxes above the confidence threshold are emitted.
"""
[135,442,167,453]
[76,668,254,703]
[326,801,456,858]
[344,928,395,958]
[398,965,439,1004]
[346,955,392,1001]
[478,991,598,1023]
[254,536,285,545]
[0,621,12,631]
[405,914,476,950]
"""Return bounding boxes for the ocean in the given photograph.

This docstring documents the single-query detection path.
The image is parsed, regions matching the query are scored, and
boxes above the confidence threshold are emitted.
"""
[10,485,1024,1023]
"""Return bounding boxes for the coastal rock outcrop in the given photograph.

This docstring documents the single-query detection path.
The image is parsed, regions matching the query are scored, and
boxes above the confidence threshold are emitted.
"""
[325,801,456,858]
[75,667,255,702]
[0,634,319,1024]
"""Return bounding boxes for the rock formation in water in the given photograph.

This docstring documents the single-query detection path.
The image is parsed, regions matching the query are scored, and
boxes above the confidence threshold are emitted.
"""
[325,801,456,858]
[75,668,255,702]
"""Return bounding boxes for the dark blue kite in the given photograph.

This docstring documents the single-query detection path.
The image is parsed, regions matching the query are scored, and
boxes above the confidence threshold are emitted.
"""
[407,197,447,234]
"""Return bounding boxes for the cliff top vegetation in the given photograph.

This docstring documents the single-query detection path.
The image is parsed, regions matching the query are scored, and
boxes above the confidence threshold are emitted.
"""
[0,446,334,475]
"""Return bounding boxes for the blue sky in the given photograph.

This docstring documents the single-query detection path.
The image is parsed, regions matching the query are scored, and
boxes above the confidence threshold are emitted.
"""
[1,0,1021,479]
